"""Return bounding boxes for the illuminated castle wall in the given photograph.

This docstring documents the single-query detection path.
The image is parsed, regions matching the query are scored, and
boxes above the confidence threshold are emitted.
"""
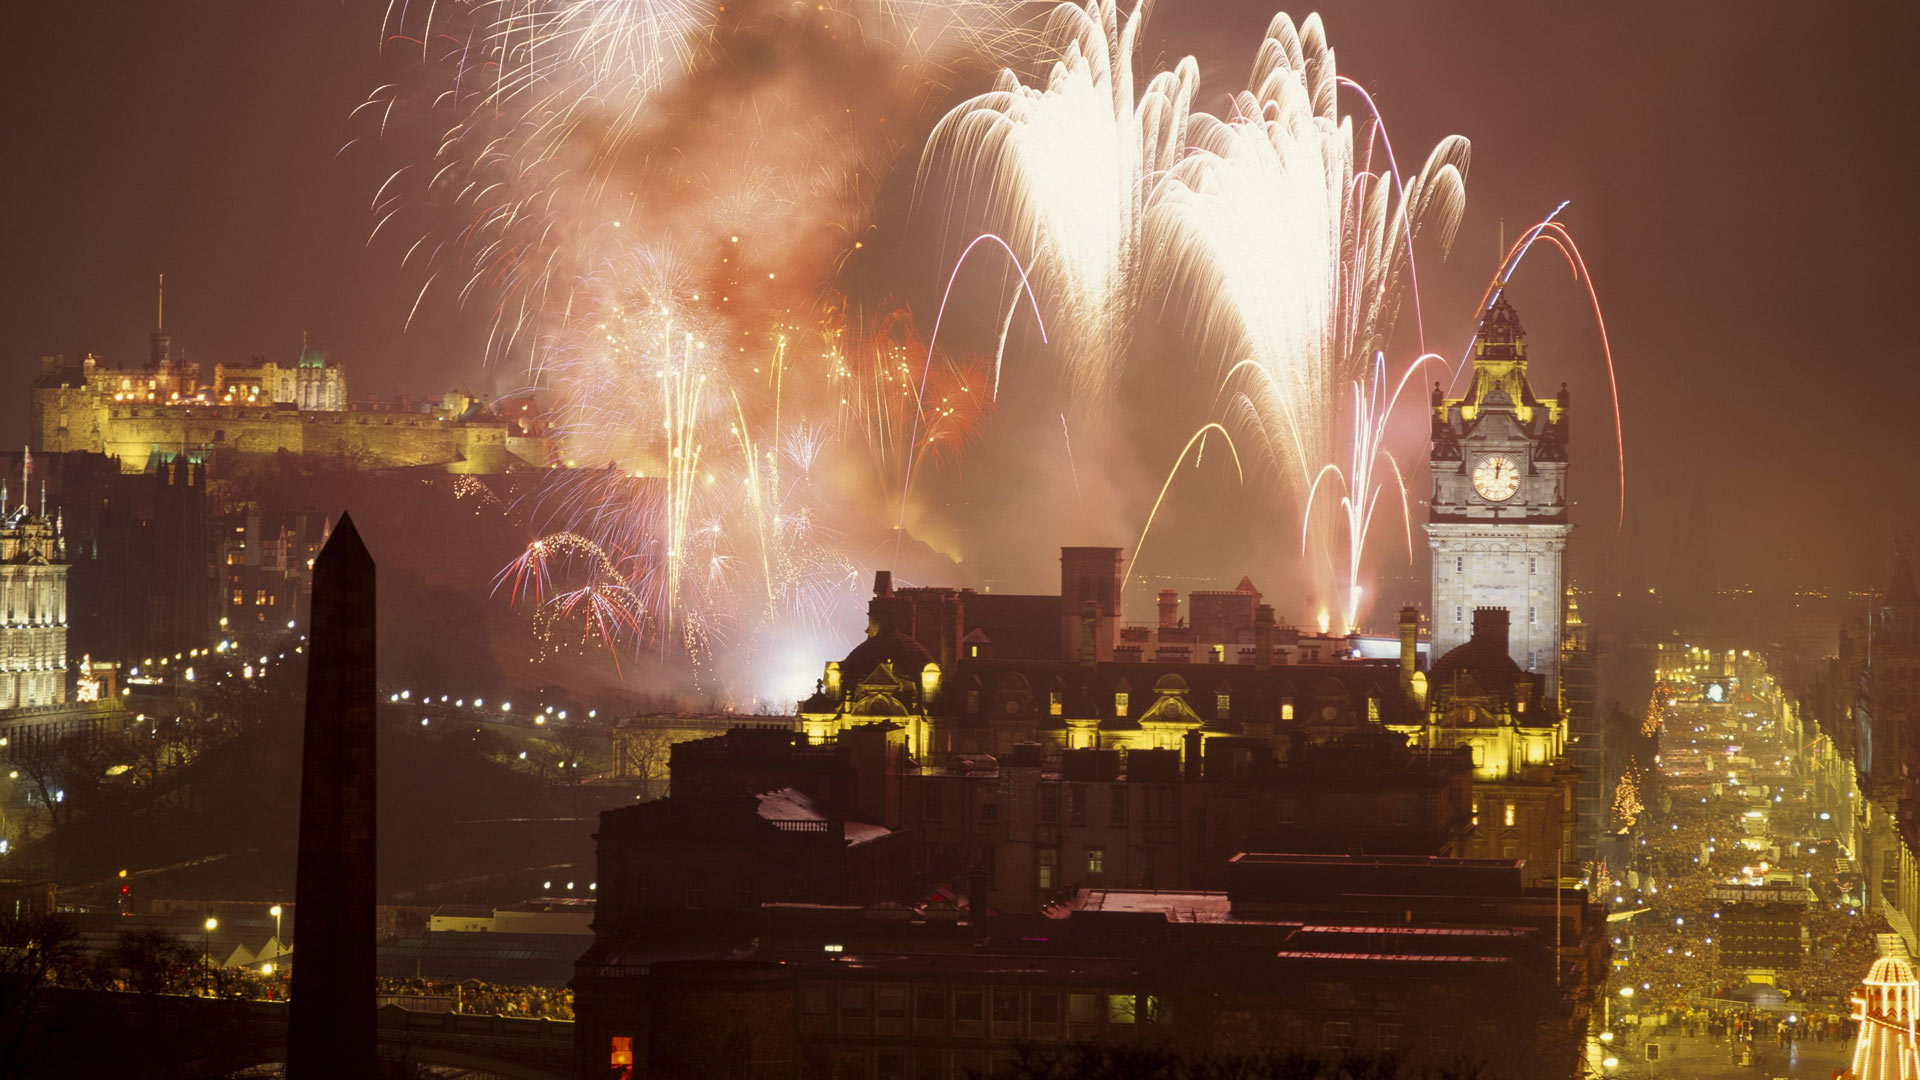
[32,352,549,475]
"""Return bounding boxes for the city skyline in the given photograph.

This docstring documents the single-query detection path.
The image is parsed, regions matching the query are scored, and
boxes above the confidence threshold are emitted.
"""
[2,1,1916,599]
[2,5,1918,1074]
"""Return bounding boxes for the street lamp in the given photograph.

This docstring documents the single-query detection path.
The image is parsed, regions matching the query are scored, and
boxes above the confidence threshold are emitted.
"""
[270,904,283,951]
[203,917,219,996]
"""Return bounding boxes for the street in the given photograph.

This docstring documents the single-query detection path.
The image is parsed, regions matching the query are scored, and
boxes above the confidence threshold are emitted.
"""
[1594,646,1880,1076]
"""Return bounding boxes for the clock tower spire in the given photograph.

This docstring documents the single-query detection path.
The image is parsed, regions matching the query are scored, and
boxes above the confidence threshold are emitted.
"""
[1428,292,1572,695]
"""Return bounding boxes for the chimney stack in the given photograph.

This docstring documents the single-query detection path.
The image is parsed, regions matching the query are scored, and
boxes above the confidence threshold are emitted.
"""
[1254,605,1276,671]
[1079,600,1099,669]
[1470,607,1511,653]
[1157,590,1179,629]
[1398,606,1420,691]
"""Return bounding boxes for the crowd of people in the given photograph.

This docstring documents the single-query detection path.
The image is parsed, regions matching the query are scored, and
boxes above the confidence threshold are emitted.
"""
[1605,691,1881,1046]
[47,940,575,1020]
[374,976,575,1020]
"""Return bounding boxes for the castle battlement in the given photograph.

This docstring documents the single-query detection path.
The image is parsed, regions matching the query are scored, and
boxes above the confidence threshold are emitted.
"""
[33,352,551,475]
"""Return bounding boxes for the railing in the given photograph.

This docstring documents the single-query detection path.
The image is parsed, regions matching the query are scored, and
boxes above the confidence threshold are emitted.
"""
[766,818,832,834]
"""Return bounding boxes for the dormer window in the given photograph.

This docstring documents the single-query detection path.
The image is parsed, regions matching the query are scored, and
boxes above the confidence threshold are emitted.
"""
[1114,691,1129,718]
[1049,691,1063,716]
[1215,691,1230,719]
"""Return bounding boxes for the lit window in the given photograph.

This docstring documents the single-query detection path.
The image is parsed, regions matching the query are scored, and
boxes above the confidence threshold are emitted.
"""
[1038,849,1057,890]
[1281,702,1294,721]
[1216,692,1230,718]
[1471,799,1479,827]
[232,590,244,606]
[1087,848,1104,874]
[1114,692,1129,718]
[255,589,268,606]
[1504,802,1516,827]
[1049,691,1063,716]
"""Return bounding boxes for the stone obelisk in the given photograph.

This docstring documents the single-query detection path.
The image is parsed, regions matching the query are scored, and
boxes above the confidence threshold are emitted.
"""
[288,513,376,1078]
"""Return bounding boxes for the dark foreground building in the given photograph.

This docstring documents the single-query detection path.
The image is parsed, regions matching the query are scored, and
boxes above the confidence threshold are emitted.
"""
[574,851,1606,1079]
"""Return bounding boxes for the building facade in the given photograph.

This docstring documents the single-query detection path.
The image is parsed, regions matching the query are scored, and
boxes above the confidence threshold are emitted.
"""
[1428,294,1572,696]
[1388,607,1577,887]
[573,851,1607,1080]
[1562,588,1603,862]
[0,463,68,710]
[32,352,549,475]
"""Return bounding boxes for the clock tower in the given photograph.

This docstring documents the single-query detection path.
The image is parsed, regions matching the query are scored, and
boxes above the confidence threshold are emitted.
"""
[1428,293,1571,695]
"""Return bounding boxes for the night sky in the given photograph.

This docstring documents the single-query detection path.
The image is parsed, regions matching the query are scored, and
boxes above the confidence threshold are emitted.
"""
[5,1,1916,599]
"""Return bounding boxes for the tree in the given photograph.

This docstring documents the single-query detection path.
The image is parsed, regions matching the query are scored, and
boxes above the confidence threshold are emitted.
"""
[8,730,122,847]
[0,912,81,1075]
[616,723,676,799]
[110,929,195,996]
[545,719,606,788]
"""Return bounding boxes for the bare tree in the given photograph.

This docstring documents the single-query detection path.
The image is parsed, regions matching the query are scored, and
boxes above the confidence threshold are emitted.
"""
[616,723,676,799]
[545,720,606,788]
[0,912,81,1075]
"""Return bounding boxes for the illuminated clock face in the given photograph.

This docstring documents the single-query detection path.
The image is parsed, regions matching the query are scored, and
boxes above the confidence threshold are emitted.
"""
[1471,454,1522,502]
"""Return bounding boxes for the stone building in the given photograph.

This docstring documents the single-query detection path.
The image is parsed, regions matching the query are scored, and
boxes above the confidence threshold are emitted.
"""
[1562,587,1603,861]
[643,698,1475,918]
[31,351,549,475]
[572,848,1607,1080]
[0,462,67,710]
[798,565,1420,764]
[0,458,123,748]
[1427,293,1572,696]
[1388,607,1577,887]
